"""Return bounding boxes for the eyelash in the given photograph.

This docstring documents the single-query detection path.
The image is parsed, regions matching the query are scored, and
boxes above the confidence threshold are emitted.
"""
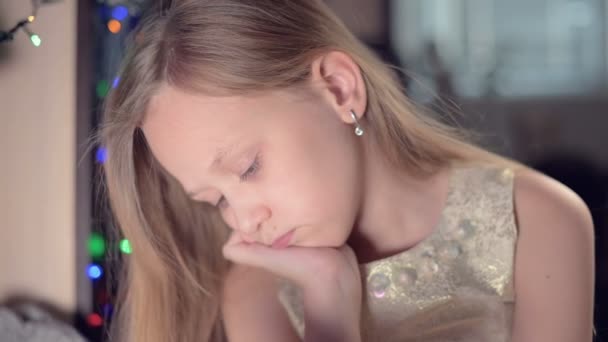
[215,154,261,209]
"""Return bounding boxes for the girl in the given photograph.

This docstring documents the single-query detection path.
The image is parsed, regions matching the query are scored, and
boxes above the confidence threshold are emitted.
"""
[98,0,595,341]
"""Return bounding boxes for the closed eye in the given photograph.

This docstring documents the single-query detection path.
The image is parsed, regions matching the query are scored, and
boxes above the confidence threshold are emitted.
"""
[240,154,261,181]
[215,153,262,209]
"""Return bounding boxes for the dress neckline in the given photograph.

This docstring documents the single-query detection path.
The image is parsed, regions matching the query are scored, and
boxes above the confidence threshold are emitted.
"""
[358,165,461,271]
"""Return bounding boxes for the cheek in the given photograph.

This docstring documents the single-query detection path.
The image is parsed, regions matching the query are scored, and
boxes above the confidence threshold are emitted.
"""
[222,210,237,230]
[266,144,359,245]
[261,108,361,243]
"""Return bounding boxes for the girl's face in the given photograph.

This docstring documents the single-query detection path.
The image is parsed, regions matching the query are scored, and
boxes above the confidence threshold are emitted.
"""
[142,83,363,248]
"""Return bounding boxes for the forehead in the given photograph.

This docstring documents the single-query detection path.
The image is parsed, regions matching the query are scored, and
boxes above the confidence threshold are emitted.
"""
[141,86,257,185]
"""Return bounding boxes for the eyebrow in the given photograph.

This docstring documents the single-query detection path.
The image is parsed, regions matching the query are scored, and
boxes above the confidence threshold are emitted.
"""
[185,140,240,198]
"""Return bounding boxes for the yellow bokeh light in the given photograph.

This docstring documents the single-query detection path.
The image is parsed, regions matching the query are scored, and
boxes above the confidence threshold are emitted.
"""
[28,15,36,23]
[107,19,122,34]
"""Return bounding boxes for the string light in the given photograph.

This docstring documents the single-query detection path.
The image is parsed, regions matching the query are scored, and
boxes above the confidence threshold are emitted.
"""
[87,313,103,327]
[88,233,106,258]
[89,1,145,326]
[96,147,108,163]
[0,0,42,46]
[87,264,103,280]
[107,19,122,34]
[112,76,120,88]
[111,5,129,21]
[30,34,42,46]
[120,239,132,254]
[23,27,41,47]
[96,80,110,98]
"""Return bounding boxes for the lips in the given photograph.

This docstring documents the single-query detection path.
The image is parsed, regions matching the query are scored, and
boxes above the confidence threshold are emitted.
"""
[270,229,295,249]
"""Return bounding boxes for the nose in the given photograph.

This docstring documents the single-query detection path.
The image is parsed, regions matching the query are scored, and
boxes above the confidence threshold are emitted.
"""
[232,203,271,236]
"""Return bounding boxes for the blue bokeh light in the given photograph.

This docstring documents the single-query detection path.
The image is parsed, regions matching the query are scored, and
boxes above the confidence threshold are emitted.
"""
[112,76,120,88]
[111,6,129,21]
[96,147,108,164]
[87,264,103,280]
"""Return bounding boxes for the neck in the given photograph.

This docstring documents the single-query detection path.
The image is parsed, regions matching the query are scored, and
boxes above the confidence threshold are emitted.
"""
[347,137,452,264]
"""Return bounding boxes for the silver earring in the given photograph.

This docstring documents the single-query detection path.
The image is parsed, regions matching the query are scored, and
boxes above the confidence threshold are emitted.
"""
[350,110,364,136]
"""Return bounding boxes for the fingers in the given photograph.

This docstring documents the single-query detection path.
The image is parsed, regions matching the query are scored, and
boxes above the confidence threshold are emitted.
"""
[222,231,313,284]
[221,232,362,289]
[337,244,359,271]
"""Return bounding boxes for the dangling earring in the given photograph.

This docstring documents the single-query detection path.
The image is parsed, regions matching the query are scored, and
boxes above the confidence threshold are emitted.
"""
[350,110,364,136]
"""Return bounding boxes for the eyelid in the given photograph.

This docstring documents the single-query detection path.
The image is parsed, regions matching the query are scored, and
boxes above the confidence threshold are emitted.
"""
[215,153,261,208]
[240,154,261,181]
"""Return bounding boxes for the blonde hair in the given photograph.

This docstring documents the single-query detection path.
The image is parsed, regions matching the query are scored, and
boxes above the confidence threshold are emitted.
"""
[97,0,522,341]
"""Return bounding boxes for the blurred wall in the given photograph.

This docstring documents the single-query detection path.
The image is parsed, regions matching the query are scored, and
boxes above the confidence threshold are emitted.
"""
[458,97,608,168]
[0,0,77,313]
[324,0,387,43]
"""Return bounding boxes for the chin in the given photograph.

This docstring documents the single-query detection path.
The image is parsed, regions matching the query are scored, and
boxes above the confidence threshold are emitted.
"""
[295,235,348,248]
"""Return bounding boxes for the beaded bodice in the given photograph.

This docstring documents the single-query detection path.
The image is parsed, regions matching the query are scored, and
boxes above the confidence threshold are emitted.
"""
[277,165,518,341]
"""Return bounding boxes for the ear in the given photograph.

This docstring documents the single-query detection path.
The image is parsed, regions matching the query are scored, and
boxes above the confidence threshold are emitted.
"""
[309,51,368,125]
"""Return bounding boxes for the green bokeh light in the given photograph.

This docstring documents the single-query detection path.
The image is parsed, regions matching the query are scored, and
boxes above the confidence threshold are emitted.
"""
[88,233,106,258]
[96,80,110,98]
[30,34,41,47]
[120,239,132,254]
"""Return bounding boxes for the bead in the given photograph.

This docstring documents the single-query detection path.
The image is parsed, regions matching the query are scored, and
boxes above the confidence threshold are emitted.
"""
[454,219,476,240]
[439,241,462,260]
[420,244,435,258]
[393,267,418,288]
[498,168,514,184]
[355,126,364,136]
[369,273,391,298]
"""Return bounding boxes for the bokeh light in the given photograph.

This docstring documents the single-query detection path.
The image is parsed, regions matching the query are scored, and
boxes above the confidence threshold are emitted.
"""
[88,233,106,258]
[112,76,120,88]
[120,239,132,254]
[30,34,41,47]
[87,264,103,280]
[107,19,122,34]
[111,6,129,21]
[96,147,108,164]
[96,80,110,98]
[87,313,103,327]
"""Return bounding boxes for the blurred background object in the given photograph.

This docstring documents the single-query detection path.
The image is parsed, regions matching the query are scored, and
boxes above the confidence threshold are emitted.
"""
[0,297,86,342]
[0,0,79,329]
[1,0,606,341]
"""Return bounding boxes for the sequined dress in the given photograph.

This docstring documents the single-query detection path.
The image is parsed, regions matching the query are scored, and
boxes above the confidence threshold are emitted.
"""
[277,165,518,342]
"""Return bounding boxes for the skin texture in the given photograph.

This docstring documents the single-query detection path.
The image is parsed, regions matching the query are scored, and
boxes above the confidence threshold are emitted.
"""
[141,51,451,262]
[511,168,595,342]
[141,51,595,341]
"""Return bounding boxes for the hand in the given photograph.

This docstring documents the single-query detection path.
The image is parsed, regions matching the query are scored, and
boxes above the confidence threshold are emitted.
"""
[222,232,363,342]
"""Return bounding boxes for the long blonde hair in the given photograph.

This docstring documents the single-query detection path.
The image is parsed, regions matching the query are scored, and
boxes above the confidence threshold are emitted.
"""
[97,0,521,341]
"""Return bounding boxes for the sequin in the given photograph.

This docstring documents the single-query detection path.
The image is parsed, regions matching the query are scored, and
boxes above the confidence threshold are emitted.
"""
[499,168,514,184]
[420,244,435,257]
[439,241,463,260]
[453,218,476,239]
[277,165,518,342]
[369,273,391,298]
[393,266,418,288]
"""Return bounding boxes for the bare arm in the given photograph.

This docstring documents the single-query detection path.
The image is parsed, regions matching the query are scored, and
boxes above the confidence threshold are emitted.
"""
[222,235,363,342]
[511,169,595,341]
[222,264,301,342]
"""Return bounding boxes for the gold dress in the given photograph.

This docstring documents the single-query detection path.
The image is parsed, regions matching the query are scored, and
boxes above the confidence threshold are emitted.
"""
[277,165,518,342]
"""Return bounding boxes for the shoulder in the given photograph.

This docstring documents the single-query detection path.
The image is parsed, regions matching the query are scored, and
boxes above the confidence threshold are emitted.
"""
[222,264,300,342]
[512,167,594,243]
[509,167,595,341]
